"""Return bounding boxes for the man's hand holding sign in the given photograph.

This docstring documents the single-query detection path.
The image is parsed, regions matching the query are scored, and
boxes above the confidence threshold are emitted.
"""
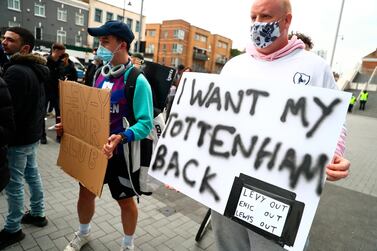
[149,72,350,250]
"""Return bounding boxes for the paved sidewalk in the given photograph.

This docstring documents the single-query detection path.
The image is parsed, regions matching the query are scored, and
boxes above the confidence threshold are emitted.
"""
[1,112,377,251]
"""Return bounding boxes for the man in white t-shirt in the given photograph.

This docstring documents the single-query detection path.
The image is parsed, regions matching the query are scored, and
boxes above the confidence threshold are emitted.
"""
[212,0,351,250]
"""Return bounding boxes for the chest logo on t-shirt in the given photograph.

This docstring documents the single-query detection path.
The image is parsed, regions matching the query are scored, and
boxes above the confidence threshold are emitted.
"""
[293,72,311,85]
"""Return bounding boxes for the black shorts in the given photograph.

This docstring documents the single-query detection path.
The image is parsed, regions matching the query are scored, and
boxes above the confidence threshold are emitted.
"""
[104,153,137,200]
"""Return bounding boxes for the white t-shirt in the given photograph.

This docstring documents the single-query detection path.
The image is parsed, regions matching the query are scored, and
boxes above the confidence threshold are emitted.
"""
[221,49,337,90]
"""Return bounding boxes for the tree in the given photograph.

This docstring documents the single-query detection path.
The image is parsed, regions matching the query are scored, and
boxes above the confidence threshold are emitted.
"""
[230,48,243,59]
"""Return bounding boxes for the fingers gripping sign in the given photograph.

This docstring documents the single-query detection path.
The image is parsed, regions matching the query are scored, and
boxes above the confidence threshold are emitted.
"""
[326,155,350,181]
[103,134,122,159]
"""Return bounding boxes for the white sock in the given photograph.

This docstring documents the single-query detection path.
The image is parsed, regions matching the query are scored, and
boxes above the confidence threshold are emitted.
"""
[122,234,134,247]
[79,223,90,235]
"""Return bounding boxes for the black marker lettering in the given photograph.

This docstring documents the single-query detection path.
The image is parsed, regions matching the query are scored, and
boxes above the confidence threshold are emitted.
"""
[162,113,178,138]
[199,166,220,202]
[306,97,341,138]
[176,78,187,105]
[183,159,198,187]
[254,138,281,170]
[190,81,214,107]
[170,118,183,137]
[246,89,270,116]
[279,149,328,195]
[280,97,309,127]
[197,121,212,147]
[225,90,244,114]
[164,151,180,177]
[209,125,236,158]
[184,117,196,140]
[232,135,258,157]
[205,86,222,111]
[152,144,167,171]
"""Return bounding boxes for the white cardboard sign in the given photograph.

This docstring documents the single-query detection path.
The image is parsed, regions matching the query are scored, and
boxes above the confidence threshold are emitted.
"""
[149,72,350,250]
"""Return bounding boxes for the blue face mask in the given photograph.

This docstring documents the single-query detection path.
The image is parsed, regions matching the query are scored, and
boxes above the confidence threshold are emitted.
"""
[96,45,113,63]
[250,20,281,48]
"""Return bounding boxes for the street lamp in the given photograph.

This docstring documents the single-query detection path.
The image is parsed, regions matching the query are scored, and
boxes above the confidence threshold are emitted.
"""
[128,0,144,53]
[330,0,345,68]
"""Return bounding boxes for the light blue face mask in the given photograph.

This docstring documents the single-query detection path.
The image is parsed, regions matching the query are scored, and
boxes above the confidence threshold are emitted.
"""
[96,44,121,63]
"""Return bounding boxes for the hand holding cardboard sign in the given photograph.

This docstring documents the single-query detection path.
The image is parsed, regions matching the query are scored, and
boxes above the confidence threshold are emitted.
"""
[103,134,122,159]
[326,155,350,181]
[55,122,63,136]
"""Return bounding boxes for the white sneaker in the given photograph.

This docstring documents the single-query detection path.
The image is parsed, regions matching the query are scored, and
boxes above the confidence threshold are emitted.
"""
[120,244,134,251]
[64,231,90,251]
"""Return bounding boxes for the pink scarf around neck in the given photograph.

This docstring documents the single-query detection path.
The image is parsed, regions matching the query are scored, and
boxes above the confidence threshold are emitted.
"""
[246,36,305,61]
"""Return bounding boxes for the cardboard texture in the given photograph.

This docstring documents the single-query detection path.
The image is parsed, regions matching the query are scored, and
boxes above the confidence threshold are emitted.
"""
[57,81,110,196]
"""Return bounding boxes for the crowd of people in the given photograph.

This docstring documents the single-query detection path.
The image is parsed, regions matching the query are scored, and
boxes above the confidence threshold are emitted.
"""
[0,0,352,250]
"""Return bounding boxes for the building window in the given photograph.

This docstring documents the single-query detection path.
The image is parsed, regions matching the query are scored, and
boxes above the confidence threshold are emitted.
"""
[93,37,99,48]
[172,44,183,54]
[148,30,156,37]
[136,21,141,32]
[8,21,20,27]
[106,12,113,22]
[171,57,179,67]
[94,9,102,22]
[57,8,67,22]
[126,18,133,30]
[75,35,82,47]
[173,29,185,40]
[146,44,154,54]
[217,41,228,49]
[195,33,207,43]
[34,3,46,17]
[75,12,84,26]
[35,27,43,40]
[163,31,168,39]
[57,30,66,44]
[117,15,124,22]
[162,44,166,52]
[8,0,20,11]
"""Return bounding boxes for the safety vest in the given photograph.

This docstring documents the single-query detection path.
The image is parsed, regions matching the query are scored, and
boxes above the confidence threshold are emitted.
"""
[350,96,356,105]
[360,92,368,101]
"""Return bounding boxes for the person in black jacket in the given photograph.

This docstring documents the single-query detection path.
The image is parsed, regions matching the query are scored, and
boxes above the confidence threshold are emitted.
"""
[83,48,103,86]
[45,43,65,143]
[0,76,15,192]
[0,27,49,250]
[61,53,77,82]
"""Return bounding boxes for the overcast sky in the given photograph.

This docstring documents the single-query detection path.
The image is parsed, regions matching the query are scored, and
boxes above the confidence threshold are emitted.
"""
[108,0,377,74]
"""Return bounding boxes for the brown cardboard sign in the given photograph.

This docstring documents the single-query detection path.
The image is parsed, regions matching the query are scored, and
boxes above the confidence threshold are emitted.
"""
[57,81,110,196]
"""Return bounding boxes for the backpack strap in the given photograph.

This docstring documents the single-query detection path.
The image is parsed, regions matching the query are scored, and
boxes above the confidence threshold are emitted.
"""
[93,66,103,87]
[124,67,141,126]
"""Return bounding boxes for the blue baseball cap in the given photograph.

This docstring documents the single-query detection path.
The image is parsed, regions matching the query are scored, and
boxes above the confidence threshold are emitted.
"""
[87,20,135,46]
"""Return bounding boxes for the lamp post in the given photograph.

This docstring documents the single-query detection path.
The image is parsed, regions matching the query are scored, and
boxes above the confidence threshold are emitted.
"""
[330,0,345,68]
[127,0,144,53]
[123,0,125,21]
[137,0,144,53]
